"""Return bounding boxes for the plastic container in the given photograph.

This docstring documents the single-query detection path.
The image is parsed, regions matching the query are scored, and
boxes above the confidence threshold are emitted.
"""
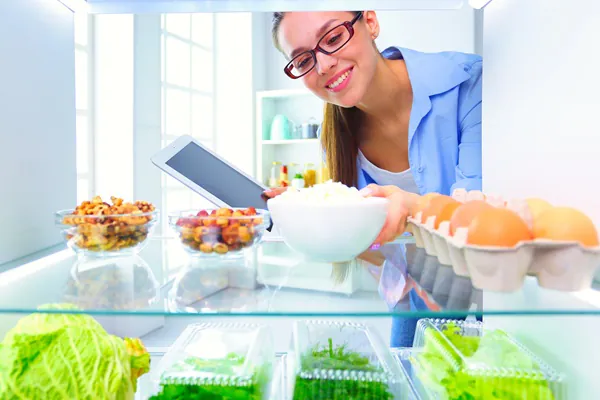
[289,320,417,400]
[168,208,271,258]
[409,192,600,292]
[150,322,275,399]
[56,199,159,257]
[411,318,566,400]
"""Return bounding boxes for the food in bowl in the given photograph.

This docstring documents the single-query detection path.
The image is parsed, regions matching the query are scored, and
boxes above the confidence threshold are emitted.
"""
[56,196,158,254]
[169,207,270,256]
[267,181,389,263]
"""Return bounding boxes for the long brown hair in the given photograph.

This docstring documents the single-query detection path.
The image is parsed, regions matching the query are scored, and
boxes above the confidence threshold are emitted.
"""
[272,11,363,187]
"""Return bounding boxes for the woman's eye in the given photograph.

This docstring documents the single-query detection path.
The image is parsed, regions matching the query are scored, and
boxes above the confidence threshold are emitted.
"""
[295,57,311,69]
[326,34,342,45]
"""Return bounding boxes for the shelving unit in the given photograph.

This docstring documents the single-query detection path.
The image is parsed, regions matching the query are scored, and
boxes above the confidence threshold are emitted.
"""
[255,89,324,186]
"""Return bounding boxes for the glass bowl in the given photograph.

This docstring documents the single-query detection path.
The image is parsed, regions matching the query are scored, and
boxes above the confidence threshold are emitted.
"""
[64,255,160,311]
[168,207,271,258]
[56,199,159,257]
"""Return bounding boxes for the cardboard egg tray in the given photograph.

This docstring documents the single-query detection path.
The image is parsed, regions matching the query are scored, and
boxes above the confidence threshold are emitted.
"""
[407,211,600,293]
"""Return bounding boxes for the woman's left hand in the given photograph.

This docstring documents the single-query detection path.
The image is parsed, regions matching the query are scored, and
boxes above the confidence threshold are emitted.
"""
[360,184,420,245]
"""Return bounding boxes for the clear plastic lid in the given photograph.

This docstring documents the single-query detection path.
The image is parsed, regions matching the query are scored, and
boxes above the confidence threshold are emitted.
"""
[289,320,416,400]
[412,318,566,399]
[150,322,275,399]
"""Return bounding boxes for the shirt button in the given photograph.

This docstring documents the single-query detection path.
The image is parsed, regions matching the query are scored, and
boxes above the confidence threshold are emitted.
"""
[418,166,424,173]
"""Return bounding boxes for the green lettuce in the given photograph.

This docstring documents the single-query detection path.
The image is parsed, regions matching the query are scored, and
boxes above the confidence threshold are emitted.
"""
[0,303,150,400]
[416,322,556,400]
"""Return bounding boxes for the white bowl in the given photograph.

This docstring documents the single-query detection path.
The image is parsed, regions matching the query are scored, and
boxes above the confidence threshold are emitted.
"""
[267,197,389,263]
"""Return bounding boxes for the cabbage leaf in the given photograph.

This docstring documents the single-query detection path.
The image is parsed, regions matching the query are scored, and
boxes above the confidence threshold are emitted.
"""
[0,303,149,400]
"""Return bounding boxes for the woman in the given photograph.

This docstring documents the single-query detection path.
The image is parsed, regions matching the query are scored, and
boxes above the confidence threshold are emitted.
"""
[265,10,482,346]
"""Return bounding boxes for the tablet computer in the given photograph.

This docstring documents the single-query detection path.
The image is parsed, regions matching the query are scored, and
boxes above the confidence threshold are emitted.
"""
[151,135,270,213]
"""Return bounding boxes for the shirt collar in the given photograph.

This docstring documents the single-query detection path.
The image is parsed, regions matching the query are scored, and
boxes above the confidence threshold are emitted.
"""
[381,46,472,96]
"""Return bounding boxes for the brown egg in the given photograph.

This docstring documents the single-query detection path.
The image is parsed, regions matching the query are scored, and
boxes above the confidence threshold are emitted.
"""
[421,195,459,226]
[467,207,532,247]
[436,201,462,229]
[410,192,440,222]
[526,198,553,219]
[449,200,493,236]
[533,207,599,247]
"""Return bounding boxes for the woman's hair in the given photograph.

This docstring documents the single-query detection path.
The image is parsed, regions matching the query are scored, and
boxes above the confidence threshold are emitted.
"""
[272,11,364,187]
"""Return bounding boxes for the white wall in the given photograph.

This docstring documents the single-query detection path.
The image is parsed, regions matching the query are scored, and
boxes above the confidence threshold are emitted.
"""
[93,15,135,201]
[264,6,477,91]
[482,0,600,396]
[481,0,600,226]
[214,13,255,175]
[0,0,77,265]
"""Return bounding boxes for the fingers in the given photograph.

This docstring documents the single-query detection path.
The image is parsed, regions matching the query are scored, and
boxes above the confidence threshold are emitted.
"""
[359,184,398,198]
[261,187,288,200]
[373,196,409,245]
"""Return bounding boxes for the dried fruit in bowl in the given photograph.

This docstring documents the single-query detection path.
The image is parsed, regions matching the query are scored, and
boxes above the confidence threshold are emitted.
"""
[61,196,157,252]
[174,207,265,255]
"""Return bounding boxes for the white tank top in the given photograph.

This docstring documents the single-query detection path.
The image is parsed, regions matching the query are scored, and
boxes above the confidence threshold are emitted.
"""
[358,150,421,194]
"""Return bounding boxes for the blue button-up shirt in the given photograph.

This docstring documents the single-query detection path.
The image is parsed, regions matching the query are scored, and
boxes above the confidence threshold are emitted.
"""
[351,47,484,329]
[356,46,483,195]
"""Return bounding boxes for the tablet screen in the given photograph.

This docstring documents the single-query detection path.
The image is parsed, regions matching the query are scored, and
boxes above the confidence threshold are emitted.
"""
[165,141,267,210]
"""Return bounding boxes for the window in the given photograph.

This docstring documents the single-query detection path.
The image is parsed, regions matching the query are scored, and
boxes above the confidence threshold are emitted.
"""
[74,12,94,203]
[161,13,217,269]
[161,13,216,207]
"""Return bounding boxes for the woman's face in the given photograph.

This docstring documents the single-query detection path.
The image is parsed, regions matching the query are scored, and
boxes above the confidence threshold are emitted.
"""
[277,11,380,108]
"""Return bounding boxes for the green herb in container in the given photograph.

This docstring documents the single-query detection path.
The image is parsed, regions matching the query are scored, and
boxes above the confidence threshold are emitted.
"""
[290,321,415,400]
[150,323,274,400]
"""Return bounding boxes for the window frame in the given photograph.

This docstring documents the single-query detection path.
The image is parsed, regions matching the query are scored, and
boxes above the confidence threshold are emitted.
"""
[160,13,217,270]
[74,12,95,203]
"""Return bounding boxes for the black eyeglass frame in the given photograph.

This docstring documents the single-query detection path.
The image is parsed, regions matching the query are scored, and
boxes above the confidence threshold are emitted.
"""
[283,12,364,79]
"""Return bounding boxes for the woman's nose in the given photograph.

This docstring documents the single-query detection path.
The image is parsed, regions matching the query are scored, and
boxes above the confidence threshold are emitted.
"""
[315,52,337,75]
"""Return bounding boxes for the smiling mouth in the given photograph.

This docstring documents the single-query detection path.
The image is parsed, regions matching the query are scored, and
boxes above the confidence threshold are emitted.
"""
[326,68,352,89]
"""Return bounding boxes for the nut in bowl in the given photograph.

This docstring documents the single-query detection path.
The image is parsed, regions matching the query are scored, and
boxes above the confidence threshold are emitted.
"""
[169,207,270,258]
[267,181,389,263]
[56,196,159,257]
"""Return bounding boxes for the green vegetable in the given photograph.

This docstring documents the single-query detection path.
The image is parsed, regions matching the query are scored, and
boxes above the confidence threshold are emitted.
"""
[293,338,395,400]
[0,303,150,400]
[150,353,271,400]
[294,173,304,179]
[415,322,556,400]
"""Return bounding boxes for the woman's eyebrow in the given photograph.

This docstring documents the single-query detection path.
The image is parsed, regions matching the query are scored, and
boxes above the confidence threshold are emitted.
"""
[289,18,339,59]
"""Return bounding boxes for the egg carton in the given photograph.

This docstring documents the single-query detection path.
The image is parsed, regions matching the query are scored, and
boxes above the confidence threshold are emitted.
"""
[408,209,600,293]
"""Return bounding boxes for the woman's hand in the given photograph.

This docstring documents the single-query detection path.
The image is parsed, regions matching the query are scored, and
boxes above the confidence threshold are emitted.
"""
[260,187,289,201]
[360,184,420,245]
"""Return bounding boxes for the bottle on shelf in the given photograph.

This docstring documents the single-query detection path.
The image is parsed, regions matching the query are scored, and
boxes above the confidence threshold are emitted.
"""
[268,161,282,188]
[280,164,289,187]
[318,162,330,184]
[303,163,317,187]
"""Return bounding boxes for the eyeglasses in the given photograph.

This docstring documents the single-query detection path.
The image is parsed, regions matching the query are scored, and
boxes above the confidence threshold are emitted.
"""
[284,12,363,79]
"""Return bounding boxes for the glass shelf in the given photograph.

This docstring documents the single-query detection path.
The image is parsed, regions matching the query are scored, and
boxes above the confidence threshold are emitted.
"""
[1,236,599,318]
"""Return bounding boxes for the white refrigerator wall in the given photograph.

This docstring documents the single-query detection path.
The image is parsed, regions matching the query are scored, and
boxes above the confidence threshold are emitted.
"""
[0,0,76,265]
[482,0,600,396]
[482,0,600,225]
